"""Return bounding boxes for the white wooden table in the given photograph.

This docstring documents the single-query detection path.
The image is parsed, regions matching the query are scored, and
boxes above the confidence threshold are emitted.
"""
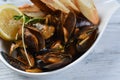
[0,0,120,80]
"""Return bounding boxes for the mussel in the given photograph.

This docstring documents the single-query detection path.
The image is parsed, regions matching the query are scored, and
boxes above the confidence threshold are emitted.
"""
[0,51,29,71]
[36,51,72,71]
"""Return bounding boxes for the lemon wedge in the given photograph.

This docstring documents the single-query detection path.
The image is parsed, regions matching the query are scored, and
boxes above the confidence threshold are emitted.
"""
[0,4,23,41]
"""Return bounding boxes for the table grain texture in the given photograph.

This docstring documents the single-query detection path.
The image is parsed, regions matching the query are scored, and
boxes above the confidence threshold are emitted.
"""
[0,0,120,80]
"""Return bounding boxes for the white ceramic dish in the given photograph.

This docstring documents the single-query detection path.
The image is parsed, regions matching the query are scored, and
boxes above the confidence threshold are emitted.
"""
[0,0,120,77]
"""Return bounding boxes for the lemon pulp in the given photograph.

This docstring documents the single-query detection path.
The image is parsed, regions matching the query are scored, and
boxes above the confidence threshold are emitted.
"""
[0,5,23,40]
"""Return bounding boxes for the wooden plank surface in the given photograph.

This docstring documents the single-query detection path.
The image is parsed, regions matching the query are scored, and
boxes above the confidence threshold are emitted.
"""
[0,0,120,80]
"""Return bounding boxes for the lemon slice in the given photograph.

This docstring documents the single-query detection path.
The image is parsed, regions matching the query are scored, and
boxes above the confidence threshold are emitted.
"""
[0,4,23,40]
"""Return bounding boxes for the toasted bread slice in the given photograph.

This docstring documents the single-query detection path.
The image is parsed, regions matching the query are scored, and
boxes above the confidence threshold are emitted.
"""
[41,0,70,14]
[19,4,45,17]
[74,0,99,24]
[30,0,53,14]
[59,0,79,12]
[19,4,40,12]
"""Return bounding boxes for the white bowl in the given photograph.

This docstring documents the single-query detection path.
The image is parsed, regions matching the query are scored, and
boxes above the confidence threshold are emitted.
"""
[0,0,120,77]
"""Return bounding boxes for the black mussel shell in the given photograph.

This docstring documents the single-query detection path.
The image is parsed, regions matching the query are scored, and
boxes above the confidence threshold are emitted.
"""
[0,51,29,71]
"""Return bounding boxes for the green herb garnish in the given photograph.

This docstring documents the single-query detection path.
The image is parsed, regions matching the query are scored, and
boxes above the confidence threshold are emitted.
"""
[13,15,23,20]
[13,15,45,25]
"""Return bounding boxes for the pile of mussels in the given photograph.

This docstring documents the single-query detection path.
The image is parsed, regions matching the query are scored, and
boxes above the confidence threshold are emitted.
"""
[1,0,99,73]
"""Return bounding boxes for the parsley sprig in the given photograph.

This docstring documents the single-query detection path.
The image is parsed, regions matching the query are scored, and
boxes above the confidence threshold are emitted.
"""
[14,15,45,25]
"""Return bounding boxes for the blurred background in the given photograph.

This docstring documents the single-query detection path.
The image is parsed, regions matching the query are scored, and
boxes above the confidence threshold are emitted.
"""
[0,0,32,6]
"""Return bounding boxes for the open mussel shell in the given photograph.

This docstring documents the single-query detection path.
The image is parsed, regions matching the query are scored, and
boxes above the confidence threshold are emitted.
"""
[36,52,72,71]
[63,12,76,42]
[24,29,39,53]
[0,51,29,71]
[43,57,72,70]
[0,51,43,73]
[63,12,76,34]
[76,28,98,54]
[24,27,45,53]
[18,48,35,67]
